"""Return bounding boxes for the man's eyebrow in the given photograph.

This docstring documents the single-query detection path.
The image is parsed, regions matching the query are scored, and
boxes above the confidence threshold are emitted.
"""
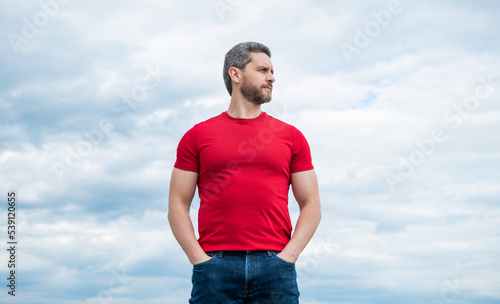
[257,66,274,74]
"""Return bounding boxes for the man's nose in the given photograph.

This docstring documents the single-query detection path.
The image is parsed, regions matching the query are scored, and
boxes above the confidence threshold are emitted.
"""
[267,72,275,83]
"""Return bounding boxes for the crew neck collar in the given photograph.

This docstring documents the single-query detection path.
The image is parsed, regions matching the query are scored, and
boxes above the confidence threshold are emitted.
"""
[223,111,267,122]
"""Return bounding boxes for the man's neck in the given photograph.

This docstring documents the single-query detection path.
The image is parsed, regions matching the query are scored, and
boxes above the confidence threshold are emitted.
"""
[227,96,262,119]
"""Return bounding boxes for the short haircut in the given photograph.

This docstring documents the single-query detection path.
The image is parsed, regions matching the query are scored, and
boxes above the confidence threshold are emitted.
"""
[223,42,271,96]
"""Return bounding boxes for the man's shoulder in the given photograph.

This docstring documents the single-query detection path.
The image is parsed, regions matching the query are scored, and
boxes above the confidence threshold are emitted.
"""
[191,112,225,128]
[264,112,299,133]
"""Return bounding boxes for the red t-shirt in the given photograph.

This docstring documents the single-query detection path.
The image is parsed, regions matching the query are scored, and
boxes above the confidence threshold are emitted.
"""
[174,111,314,251]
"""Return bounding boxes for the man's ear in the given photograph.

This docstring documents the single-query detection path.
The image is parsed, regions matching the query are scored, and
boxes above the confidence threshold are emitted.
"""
[229,67,242,84]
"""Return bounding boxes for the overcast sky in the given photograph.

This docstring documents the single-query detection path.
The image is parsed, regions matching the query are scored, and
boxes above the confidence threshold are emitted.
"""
[1,0,499,303]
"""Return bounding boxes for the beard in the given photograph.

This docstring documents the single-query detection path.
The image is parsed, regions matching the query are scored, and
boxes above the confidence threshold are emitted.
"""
[239,76,272,105]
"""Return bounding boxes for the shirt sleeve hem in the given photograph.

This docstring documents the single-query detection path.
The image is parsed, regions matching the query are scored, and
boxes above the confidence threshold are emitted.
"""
[290,165,314,174]
[173,163,199,173]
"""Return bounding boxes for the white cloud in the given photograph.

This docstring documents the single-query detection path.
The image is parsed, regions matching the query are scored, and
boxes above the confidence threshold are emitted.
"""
[0,0,499,303]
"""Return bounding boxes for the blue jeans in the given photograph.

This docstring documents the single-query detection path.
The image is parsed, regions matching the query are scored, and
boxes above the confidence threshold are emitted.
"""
[189,251,300,304]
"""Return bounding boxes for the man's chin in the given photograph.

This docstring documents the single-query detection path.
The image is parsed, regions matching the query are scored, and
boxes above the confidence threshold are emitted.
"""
[251,98,272,105]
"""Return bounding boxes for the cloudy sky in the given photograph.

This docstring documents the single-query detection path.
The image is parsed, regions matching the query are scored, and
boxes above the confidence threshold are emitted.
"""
[1,0,499,303]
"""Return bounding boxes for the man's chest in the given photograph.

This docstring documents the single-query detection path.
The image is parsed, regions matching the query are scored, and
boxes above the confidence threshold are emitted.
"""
[198,128,293,175]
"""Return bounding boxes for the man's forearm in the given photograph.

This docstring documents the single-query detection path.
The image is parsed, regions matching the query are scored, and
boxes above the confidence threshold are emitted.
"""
[279,201,321,262]
[168,203,208,265]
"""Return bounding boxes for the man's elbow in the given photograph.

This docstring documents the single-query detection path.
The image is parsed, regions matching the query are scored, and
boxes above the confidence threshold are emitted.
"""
[301,198,321,215]
[310,198,322,222]
[167,207,174,222]
[315,201,322,221]
[167,199,180,224]
[167,198,190,221]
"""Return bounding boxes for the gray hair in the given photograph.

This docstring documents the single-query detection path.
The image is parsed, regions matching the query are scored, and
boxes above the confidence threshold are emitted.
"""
[223,42,271,96]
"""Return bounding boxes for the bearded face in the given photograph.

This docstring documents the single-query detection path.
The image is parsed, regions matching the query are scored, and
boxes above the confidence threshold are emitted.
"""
[239,74,273,105]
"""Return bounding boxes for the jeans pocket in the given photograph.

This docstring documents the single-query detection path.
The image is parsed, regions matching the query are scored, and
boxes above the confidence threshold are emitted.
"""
[193,252,217,267]
[272,251,296,266]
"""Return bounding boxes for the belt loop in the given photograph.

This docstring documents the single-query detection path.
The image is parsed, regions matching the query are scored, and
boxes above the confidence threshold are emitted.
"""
[267,251,272,257]
[218,251,223,258]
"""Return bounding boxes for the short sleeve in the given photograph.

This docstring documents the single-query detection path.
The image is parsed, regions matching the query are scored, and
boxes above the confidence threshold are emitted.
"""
[174,125,199,172]
[290,127,314,173]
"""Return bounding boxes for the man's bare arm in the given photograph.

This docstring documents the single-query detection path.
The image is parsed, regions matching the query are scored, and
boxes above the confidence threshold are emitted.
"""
[168,167,211,265]
[278,169,322,263]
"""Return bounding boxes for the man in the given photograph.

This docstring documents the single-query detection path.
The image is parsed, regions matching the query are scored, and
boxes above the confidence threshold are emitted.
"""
[168,42,321,303]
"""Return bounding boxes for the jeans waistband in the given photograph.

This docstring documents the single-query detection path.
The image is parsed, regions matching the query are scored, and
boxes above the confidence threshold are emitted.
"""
[206,250,276,257]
